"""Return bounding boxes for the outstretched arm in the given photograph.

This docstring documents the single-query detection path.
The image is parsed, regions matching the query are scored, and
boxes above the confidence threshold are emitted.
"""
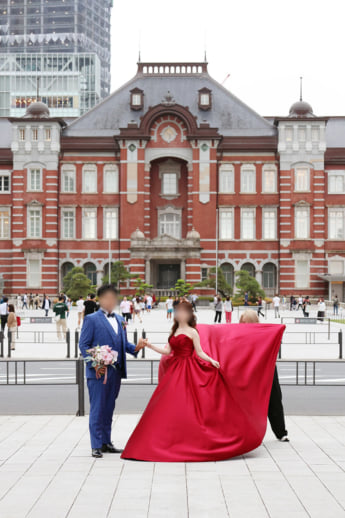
[146,341,172,355]
[191,330,220,368]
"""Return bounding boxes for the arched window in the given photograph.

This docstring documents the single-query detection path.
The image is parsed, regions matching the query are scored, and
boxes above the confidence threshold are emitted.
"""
[262,263,277,289]
[241,262,255,277]
[103,164,119,193]
[159,212,181,239]
[221,263,234,286]
[84,262,97,285]
[219,164,234,193]
[294,164,310,192]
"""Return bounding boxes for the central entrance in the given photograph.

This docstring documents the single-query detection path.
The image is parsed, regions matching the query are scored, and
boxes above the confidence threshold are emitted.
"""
[158,263,180,289]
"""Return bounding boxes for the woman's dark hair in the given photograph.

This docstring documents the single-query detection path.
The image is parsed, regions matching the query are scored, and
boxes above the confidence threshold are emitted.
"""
[8,304,15,312]
[97,284,118,298]
[226,296,230,301]
[169,300,197,339]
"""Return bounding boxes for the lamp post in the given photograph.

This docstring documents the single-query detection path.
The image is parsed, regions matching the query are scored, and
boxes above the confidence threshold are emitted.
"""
[108,238,112,284]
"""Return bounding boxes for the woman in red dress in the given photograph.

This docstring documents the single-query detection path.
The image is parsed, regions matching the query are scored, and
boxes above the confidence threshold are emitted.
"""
[121,301,285,462]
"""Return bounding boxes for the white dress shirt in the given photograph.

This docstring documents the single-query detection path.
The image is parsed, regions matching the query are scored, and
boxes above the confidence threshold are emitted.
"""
[101,308,119,334]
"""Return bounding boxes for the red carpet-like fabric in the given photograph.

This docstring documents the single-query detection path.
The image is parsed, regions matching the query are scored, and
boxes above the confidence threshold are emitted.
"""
[121,323,285,462]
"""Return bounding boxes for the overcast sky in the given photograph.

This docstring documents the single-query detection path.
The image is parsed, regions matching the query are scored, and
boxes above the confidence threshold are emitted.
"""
[110,0,344,117]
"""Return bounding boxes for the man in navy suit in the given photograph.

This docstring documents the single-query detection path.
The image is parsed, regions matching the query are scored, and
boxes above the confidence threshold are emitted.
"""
[79,284,146,458]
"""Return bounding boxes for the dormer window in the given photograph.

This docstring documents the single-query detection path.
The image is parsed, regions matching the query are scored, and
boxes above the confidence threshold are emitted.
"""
[198,87,212,110]
[130,88,144,110]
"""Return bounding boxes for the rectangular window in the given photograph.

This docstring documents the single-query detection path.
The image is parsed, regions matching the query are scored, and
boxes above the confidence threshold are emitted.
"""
[295,260,309,288]
[82,208,97,239]
[329,260,343,275]
[262,209,277,239]
[27,259,41,288]
[295,167,310,192]
[241,208,256,240]
[201,267,208,281]
[28,168,42,191]
[219,166,234,193]
[61,209,75,239]
[19,128,25,141]
[132,94,142,105]
[44,128,51,141]
[298,128,306,141]
[311,127,319,141]
[32,128,38,141]
[240,167,256,193]
[28,208,41,238]
[162,173,177,195]
[295,207,309,239]
[328,209,345,240]
[328,173,345,194]
[82,167,97,193]
[219,209,234,240]
[104,208,118,239]
[285,127,293,141]
[61,167,75,192]
[0,208,10,238]
[0,174,10,193]
[200,93,210,105]
[262,168,276,193]
[103,167,119,193]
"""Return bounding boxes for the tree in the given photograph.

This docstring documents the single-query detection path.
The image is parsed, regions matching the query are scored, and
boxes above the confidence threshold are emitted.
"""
[63,267,92,301]
[235,270,265,303]
[196,267,233,298]
[102,261,135,289]
[134,277,153,297]
[174,279,192,297]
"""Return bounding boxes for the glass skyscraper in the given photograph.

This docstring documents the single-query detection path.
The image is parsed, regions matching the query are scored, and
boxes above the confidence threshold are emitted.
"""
[0,0,112,116]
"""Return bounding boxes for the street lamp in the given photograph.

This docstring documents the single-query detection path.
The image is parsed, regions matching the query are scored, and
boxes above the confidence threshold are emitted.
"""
[108,238,112,284]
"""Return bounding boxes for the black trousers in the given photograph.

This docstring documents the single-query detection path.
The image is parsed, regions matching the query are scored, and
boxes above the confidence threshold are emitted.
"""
[268,366,288,439]
[214,311,222,323]
[0,314,8,332]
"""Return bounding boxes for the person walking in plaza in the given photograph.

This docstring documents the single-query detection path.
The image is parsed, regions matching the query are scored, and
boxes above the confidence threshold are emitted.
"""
[333,295,339,315]
[7,304,17,351]
[79,284,146,458]
[34,293,41,310]
[120,296,131,322]
[166,295,174,320]
[133,297,142,323]
[172,296,180,312]
[84,293,98,317]
[257,296,264,318]
[273,294,280,318]
[22,293,28,310]
[244,291,249,306]
[224,296,233,323]
[317,297,326,322]
[146,293,153,313]
[28,293,34,309]
[297,295,303,311]
[214,296,223,323]
[42,294,51,317]
[53,295,69,341]
[302,296,310,317]
[239,310,289,442]
[0,297,8,333]
[76,296,84,327]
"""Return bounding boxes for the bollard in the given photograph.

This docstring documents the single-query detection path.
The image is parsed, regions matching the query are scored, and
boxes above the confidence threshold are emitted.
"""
[133,328,138,346]
[141,329,146,358]
[76,357,85,416]
[0,330,3,358]
[66,329,70,358]
[7,331,12,358]
[74,330,79,358]
[339,330,343,359]
[278,342,282,359]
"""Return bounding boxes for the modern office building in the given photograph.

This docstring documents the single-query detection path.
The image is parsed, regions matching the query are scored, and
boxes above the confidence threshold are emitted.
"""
[0,0,112,117]
[0,60,345,300]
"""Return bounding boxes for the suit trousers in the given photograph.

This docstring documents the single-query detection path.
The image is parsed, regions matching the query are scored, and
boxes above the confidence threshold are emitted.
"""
[268,366,287,439]
[87,368,122,449]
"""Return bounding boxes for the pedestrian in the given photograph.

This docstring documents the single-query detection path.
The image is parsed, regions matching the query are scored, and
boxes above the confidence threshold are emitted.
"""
[244,291,249,306]
[317,297,326,322]
[34,293,41,310]
[273,294,280,318]
[76,296,84,327]
[22,293,28,310]
[119,296,131,322]
[152,293,157,308]
[297,295,303,311]
[146,293,153,313]
[133,297,142,323]
[29,293,34,309]
[166,295,174,320]
[16,294,22,310]
[53,295,69,341]
[257,296,264,317]
[224,296,233,323]
[0,296,8,333]
[239,309,289,442]
[333,295,339,316]
[302,296,310,317]
[191,293,198,312]
[7,304,17,350]
[66,298,72,318]
[42,294,51,317]
[214,296,223,323]
[84,293,98,316]
[172,296,180,312]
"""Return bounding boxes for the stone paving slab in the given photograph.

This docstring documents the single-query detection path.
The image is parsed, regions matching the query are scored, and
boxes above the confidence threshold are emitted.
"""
[0,415,345,517]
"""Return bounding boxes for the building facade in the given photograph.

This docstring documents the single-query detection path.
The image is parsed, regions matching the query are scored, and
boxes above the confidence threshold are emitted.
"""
[0,0,112,116]
[0,60,345,299]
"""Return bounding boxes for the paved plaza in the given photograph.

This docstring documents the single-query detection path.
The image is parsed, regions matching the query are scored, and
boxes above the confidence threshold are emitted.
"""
[0,414,345,518]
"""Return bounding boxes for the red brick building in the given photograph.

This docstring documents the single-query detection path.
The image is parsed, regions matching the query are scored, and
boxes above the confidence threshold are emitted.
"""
[0,60,345,299]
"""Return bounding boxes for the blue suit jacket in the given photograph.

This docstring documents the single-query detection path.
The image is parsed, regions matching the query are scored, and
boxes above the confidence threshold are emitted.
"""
[79,309,137,379]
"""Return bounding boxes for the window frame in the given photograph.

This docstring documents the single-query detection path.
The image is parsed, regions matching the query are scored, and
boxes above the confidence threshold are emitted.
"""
[158,211,181,239]
[103,207,118,239]
[161,172,178,196]
[61,164,76,193]
[294,165,310,192]
[295,259,309,288]
[0,172,11,193]
[0,207,10,239]
[328,208,345,240]
[27,166,43,192]
[262,165,277,193]
[294,205,310,239]
[82,207,97,240]
[328,171,345,194]
[219,164,235,194]
[27,206,42,238]
[262,207,277,240]
[61,208,75,240]
[103,164,119,194]
[219,207,234,240]
[27,258,41,289]
[82,164,98,194]
[240,164,256,193]
[240,207,256,240]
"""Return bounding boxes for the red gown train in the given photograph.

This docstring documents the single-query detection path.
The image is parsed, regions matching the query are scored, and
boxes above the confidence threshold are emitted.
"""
[121,323,285,462]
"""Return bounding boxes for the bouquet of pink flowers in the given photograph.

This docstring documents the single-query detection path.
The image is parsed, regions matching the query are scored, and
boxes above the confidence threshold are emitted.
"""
[85,345,118,384]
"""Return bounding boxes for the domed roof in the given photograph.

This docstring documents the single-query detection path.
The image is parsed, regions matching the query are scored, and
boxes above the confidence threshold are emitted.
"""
[130,228,145,240]
[23,102,50,119]
[186,227,200,240]
[288,100,314,118]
